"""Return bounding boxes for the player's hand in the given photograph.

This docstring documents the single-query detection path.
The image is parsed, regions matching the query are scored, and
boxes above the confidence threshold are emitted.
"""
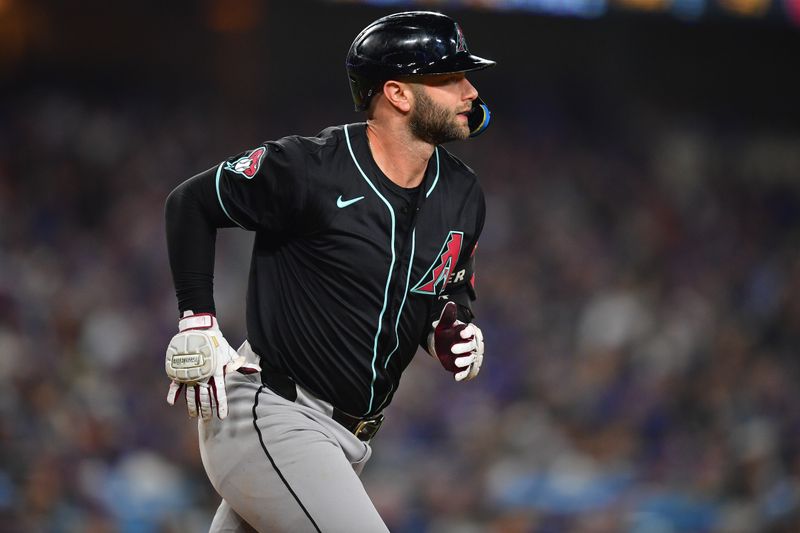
[165,313,261,420]
[427,302,485,382]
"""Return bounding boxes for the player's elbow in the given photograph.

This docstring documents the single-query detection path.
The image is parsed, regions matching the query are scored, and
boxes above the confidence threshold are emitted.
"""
[164,187,184,230]
[164,183,186,219]
[164,179,206,232]
[165,176,206,219]
[165,168,224,225]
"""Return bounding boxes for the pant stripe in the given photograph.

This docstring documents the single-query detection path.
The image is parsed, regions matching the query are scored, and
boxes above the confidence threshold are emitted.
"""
[252,385,322,533]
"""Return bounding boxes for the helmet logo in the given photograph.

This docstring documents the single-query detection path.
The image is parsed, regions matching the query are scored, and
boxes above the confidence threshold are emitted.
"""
[455,24,468,53]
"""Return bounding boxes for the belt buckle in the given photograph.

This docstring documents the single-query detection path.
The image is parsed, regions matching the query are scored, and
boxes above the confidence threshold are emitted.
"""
[354,414,384,441]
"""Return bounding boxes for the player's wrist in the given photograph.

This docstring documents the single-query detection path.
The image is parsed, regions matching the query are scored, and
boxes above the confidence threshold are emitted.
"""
[178,311,218,332]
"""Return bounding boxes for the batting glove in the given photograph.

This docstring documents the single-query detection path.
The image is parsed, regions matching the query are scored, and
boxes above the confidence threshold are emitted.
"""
[427,301,485,382]
[165,312,260,420]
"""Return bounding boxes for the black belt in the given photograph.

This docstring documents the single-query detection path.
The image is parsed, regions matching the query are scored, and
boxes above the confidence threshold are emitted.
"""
[260,372,384,442]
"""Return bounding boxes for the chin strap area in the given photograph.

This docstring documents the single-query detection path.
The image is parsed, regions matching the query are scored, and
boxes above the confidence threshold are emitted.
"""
[468,96,491,138]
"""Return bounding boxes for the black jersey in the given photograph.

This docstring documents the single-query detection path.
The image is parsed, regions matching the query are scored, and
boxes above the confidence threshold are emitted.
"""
[167,123,485,417]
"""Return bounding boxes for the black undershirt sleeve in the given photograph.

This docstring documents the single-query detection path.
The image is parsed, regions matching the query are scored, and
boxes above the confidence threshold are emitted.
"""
[164,167,234,315]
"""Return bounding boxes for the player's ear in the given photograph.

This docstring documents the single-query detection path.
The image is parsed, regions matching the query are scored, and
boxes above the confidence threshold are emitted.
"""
[382,80,412,113]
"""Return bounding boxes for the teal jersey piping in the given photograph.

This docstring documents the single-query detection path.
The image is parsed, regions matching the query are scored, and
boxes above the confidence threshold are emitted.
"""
[215,162,247,229]
[425,147,440,198]
[383,228,416,371]
[374,230,415,419]
[344,124,397,416]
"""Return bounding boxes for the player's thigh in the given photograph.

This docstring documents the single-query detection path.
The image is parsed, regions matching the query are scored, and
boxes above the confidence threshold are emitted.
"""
[200,379,387,533]
[251,423,386,533]
[209,499,257,533]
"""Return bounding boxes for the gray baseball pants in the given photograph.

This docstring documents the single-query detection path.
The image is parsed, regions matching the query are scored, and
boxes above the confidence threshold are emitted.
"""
[198,342,389,532]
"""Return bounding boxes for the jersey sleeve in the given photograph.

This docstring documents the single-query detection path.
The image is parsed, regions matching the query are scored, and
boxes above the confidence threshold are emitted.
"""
[214,138,309,234]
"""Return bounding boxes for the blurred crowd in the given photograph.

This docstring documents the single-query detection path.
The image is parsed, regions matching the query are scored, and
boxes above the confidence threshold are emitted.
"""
[1,78,800,533]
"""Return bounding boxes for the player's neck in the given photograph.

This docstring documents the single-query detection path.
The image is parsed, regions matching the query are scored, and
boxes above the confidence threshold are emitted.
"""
[365,120,434,189]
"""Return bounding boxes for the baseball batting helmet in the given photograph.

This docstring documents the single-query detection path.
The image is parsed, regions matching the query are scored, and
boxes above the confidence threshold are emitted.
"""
[346,11,496,137]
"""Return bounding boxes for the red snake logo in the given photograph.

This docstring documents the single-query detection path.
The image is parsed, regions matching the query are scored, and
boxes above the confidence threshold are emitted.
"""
[228,146,267,178]
[412,231,463,295]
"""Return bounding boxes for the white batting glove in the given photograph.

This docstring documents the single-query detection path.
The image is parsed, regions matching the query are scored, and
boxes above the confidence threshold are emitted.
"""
[165,312,260,420]
[457,322,484,381]
[427,301,486,382]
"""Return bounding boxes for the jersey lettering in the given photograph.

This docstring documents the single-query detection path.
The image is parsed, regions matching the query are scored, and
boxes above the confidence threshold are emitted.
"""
[411,231,463,295]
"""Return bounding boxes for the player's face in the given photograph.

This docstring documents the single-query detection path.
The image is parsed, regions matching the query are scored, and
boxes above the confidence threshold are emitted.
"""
[408,73,478,145]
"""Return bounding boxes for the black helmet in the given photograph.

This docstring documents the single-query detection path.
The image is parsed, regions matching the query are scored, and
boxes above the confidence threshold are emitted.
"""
[346,11,496,112]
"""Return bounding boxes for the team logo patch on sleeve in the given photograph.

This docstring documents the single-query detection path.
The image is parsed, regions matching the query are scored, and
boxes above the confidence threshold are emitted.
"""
[411,231,463,296]
[225,146,267,178]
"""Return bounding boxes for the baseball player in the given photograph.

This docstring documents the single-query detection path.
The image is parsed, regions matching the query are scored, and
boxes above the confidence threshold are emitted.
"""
[164,11,495,532]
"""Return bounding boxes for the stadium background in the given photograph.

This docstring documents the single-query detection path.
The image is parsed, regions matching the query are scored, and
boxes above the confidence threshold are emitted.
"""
[2,0,800,531]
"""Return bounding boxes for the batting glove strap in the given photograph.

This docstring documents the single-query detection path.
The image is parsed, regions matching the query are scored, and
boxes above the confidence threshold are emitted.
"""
[178,312,217,332]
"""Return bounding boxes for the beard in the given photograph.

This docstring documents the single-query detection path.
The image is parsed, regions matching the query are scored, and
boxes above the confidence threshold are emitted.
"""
[408,86,470,145]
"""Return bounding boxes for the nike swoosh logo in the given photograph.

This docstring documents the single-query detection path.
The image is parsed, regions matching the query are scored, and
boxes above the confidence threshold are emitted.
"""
[337,195,365,208]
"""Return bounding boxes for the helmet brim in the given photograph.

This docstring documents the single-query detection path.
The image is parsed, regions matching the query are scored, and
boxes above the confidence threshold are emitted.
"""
[408,53,496,76]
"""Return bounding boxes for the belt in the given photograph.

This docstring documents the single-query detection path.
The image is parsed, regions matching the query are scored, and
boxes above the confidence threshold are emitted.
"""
[260,371,384,442]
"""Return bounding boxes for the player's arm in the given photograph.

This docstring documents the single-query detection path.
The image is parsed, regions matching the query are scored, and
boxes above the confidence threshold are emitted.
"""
[166,140,308,312]
[427,244,478,324]
[163,166,263,420]
[423,251,485,382]
[423,191,486,382]
[165,167,235,314]
[163,142,308,419]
